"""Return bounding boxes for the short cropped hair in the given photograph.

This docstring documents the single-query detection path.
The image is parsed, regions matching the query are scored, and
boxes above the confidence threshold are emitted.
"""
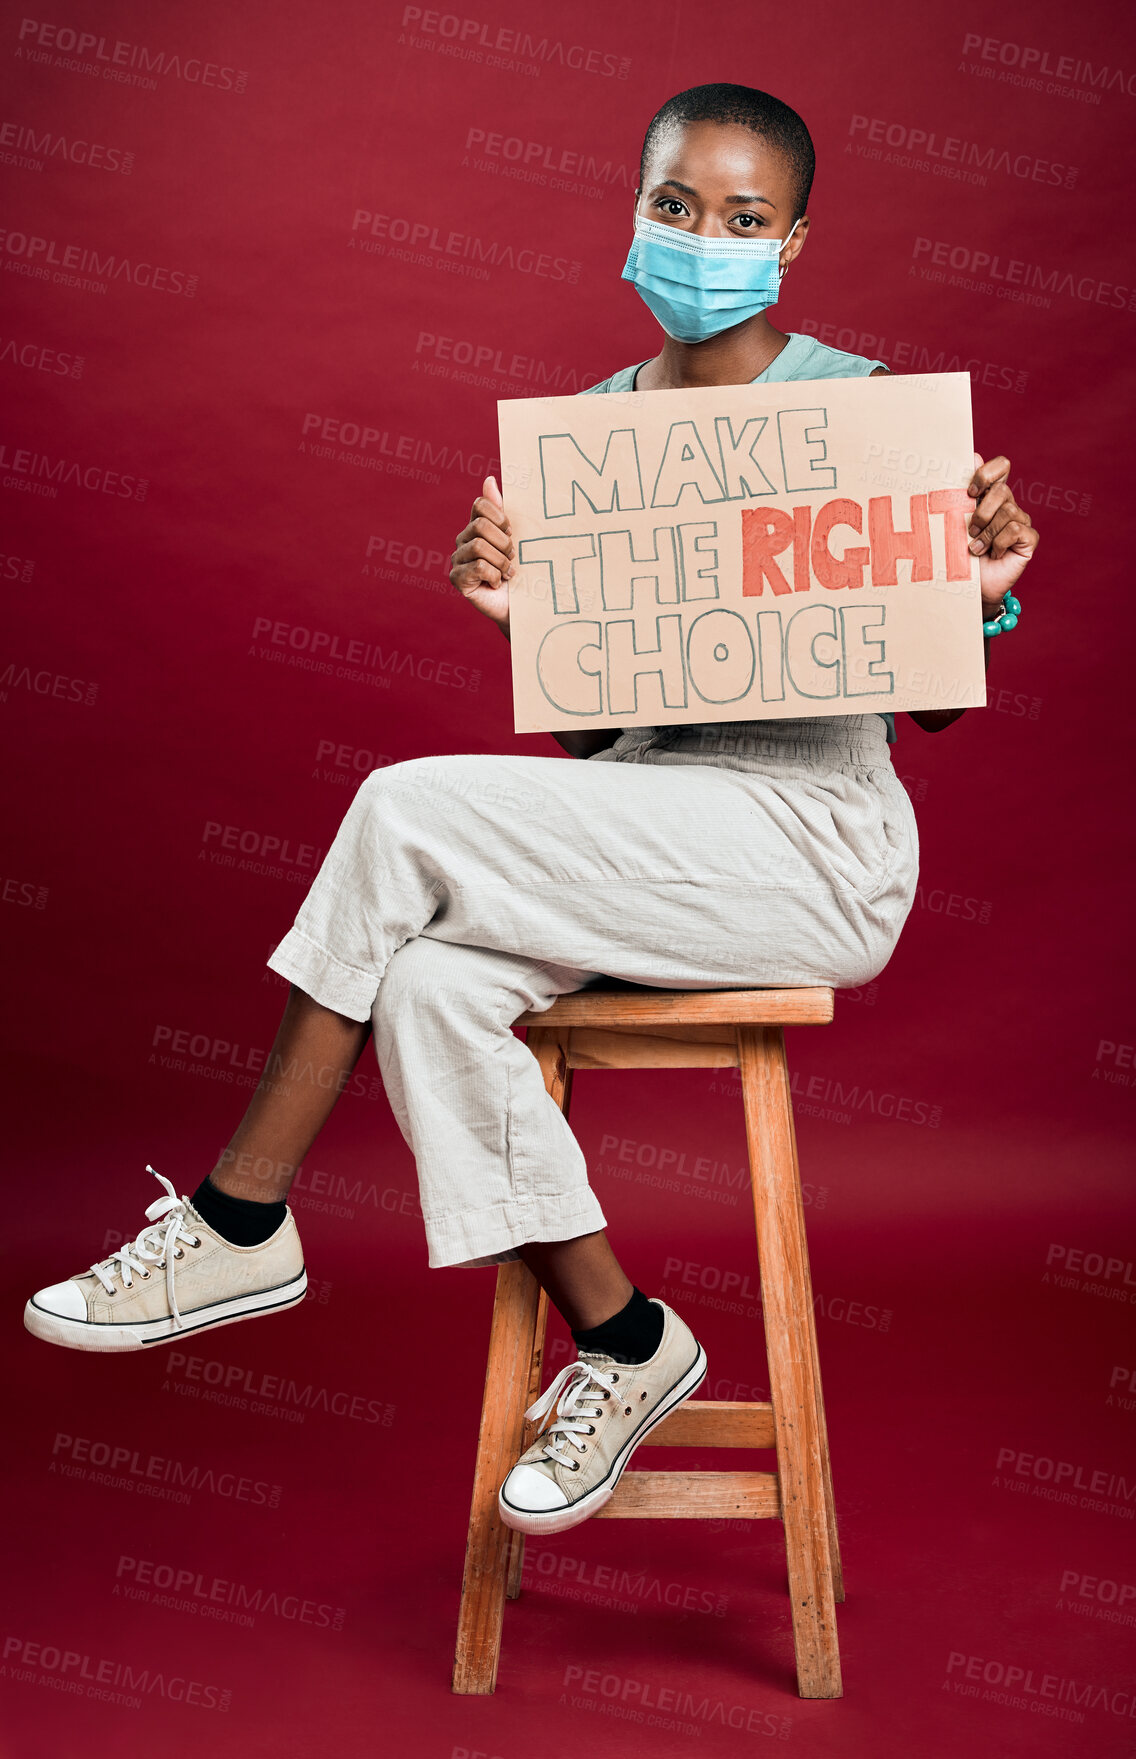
[639,83,816,220]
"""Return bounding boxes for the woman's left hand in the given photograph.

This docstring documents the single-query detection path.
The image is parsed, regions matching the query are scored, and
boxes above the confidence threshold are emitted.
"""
[967,453,1040,617]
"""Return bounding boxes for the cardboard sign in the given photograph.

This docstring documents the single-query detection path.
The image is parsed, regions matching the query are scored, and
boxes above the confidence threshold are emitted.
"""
[499,371,987,733]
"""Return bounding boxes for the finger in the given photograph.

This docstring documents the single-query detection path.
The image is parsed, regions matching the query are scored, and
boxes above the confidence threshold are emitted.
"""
[452,522,511,566]
[454,510,512,569]
[453,536,511,574]
[451,557,508,594]
[971,501,1032,555]
[483,473,504,512]
[967,482,1015,545]
[467,508,516,577]
[470,495,511,534]
[469,515,515,557]
[987,518,1040,562]
[967,453,1011,499]
[971,507,1015,555]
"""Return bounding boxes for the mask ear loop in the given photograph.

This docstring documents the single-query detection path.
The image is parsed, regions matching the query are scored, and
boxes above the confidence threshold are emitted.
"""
[778,216,802,284]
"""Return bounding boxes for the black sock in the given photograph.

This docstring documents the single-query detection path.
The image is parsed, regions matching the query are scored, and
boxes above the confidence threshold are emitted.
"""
[190,1176,287,1248]
[571,1286,664,1365]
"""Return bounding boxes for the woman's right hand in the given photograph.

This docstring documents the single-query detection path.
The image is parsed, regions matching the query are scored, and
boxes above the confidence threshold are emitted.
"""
[449,474,514,632]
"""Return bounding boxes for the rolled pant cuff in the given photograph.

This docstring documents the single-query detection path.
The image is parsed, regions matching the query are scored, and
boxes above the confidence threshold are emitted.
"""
[267,927,379,1023]
[425,1187,609,1270]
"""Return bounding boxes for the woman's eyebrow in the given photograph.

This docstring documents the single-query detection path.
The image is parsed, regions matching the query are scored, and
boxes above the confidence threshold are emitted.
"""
[651,177,776,208]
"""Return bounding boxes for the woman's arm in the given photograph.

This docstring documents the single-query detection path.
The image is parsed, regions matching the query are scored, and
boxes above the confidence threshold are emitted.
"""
[909,452,1039,732]
[548,727,623,758]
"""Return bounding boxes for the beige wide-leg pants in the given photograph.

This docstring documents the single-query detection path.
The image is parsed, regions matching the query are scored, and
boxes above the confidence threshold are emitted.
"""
[267,715,918,1268]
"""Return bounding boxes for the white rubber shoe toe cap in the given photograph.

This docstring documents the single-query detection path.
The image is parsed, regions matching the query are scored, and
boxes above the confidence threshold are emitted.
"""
[501,1464,569,1513]
[32,1280,88,1321]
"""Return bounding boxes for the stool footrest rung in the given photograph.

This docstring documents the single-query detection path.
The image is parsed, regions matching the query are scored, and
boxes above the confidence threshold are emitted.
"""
[564,1024,741,1070]
[641,1399,775,1449]
[595,1470,781,1520]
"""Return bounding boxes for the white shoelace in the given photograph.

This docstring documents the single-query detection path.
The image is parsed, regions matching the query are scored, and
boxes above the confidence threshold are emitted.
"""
[524,1358,620,1469]
[89,1166,199,1327]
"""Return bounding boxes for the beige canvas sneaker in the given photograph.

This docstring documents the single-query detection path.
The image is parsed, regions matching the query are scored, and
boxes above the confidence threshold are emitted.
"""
[498,1298,707,1535]
[24,1166,307,1352]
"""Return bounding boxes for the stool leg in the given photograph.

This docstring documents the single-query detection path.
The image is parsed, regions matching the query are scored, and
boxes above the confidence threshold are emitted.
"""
[452,1260,544,1694]
[738,1025,842,1699]
[505,1286,549,1600]
[504,1026,571,1603]
[787,1115,844,1604]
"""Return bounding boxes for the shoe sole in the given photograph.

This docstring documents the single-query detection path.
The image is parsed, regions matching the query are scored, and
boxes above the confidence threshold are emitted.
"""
[498,1341,708,1536]
[22,1270,308,1353]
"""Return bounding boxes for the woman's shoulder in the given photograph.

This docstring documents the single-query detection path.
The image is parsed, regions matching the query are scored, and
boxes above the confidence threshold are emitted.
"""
[581,337,887,395]
[579,362,649,396]
[770,333,887,379]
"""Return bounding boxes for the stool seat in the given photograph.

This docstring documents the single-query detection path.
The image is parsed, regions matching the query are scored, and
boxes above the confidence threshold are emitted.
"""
[520,980,835,1026]
[452,982,843,1700]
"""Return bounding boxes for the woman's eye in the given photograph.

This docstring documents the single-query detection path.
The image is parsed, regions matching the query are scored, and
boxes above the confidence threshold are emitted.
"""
[731,213,764,230]
[654,199,688,217]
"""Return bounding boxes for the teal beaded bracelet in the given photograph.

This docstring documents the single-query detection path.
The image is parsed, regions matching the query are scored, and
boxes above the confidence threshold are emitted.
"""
[983,592,1022,639]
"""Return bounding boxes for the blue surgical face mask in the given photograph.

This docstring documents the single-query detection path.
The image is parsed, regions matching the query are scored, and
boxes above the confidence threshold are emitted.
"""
[621,212,801,344]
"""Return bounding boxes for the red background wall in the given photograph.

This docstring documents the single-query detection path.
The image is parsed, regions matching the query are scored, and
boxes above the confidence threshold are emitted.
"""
[3,1,1134,1754]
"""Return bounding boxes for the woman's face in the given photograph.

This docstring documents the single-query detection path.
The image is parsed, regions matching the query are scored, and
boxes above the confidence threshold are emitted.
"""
[636,119,809,269]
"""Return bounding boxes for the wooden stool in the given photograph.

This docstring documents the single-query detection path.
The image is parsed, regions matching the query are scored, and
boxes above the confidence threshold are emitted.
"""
[452,983,843,1699]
